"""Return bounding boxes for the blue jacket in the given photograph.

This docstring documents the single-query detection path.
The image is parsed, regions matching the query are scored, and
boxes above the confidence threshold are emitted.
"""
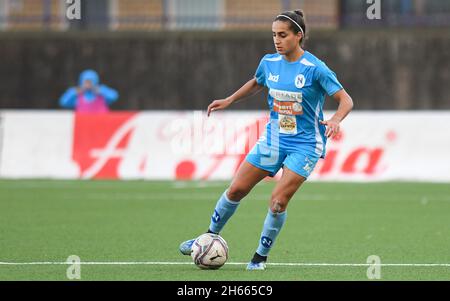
[59,70,119,109]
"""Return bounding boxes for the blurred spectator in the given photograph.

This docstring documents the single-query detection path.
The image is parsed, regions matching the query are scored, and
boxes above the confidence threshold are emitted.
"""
[59,69,118,113]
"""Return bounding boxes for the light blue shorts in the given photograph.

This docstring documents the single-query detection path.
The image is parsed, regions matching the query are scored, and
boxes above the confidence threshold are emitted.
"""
[245,141,320,179]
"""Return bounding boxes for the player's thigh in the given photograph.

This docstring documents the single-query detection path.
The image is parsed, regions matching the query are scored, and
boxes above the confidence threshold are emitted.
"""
[227,161,270,201]
[270,151,320,210]
[270,166,307,211]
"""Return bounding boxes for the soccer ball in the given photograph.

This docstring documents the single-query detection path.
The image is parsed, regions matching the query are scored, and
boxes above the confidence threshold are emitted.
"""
[191,233,228,269]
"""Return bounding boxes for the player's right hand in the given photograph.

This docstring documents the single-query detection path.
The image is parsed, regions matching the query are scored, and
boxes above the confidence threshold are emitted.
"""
[207,98,232,117]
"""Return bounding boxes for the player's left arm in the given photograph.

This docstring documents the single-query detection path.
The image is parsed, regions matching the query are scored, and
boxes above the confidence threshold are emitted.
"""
[320,89,353,138]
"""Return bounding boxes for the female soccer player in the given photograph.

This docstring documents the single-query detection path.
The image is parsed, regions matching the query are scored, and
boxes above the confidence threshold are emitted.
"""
[180,10,353,270]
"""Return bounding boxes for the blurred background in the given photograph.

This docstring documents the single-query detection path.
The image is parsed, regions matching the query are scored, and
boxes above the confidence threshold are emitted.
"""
[0,0,449,182]
[0,0,449,111]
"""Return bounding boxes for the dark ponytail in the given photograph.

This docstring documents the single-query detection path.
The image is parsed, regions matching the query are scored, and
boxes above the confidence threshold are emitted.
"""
[275,10,307,47]
[294,10,304,18]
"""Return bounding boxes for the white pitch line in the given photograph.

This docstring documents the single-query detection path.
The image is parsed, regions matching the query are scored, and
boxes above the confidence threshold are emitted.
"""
[0,261,449,267]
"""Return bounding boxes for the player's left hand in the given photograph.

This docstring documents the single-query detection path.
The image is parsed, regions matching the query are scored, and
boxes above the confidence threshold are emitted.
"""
[320,119,340,138]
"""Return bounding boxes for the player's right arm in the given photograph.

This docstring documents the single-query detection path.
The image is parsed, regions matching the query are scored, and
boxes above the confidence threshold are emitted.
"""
[207,78,264,117]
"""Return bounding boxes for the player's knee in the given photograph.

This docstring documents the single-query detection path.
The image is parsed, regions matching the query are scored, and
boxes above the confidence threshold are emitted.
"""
[226,185,248,201]
[270,199,287,213]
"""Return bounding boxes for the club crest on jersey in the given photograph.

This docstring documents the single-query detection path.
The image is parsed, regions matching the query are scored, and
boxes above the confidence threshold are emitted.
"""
[295,74,306,88]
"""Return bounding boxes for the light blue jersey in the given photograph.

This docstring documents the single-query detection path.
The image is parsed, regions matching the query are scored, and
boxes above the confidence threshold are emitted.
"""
[246,51,343,178]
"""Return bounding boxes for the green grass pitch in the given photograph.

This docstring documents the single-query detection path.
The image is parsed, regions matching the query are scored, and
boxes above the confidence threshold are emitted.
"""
[0,180,449,280]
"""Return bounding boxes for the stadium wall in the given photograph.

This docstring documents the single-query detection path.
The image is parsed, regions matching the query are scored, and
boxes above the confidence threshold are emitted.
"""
[0,110,449,182]
[0,29,449,111]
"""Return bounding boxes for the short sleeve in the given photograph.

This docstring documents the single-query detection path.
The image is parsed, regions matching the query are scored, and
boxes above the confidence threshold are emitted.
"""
[254,57,266,87]
[315,63,343,96]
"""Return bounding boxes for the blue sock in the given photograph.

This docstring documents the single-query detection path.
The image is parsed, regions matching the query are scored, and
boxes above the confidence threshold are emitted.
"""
[256,209,287,257]
[208,190,240,234]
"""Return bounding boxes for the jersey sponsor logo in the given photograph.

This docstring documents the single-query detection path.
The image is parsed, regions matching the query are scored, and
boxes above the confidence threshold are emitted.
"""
[270,89,303,134]
[279,115,297,134]
[268,73,279,83]
[273,100,303,115]
[292,102,303,113]
[295,74,306,88]
[269,88,302,102]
